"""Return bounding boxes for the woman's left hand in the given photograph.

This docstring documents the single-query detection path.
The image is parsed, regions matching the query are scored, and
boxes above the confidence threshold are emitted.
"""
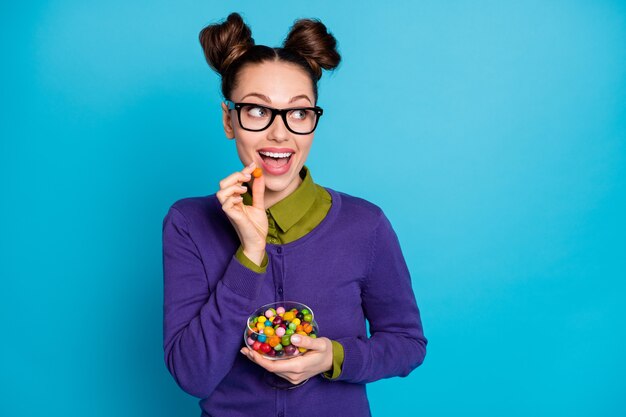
[240,335,334,385]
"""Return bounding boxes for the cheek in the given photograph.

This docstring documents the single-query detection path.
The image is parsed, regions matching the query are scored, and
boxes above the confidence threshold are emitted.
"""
[298,138,314,158]
[233,131,262,150]
[233,136,259,164]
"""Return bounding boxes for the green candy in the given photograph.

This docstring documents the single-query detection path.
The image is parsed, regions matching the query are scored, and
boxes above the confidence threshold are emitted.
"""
[286,329,294,336]
[281,335,291,346]
[303,314,312,322]
[274,343,283,351]
[301,309,310,315]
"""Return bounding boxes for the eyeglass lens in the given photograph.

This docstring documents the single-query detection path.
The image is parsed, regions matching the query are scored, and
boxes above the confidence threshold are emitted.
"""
[239,104,318,134]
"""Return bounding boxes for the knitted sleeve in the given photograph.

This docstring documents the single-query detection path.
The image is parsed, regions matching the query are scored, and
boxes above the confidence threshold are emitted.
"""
[162,206,266,398]
[333,211,427,383]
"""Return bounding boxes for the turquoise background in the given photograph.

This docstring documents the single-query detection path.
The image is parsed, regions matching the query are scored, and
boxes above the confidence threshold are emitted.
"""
[1,1,625,415]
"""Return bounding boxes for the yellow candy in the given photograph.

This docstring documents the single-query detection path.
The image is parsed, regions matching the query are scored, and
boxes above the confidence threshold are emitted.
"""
[291,318,301,326]
[264,327,275,337]
[256,322,265,330]
[298,347,307,353]
[283,312,295,321]
[296,331,307,337]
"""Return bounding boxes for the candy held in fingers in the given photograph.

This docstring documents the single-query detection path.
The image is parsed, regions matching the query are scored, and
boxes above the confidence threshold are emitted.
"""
[252,167,263,178]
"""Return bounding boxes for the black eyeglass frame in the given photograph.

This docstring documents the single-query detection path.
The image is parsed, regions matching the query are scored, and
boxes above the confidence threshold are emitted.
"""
[225,100,324,135]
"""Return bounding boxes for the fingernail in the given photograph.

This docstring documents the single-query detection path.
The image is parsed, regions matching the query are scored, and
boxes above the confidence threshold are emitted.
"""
[291,335,301,344]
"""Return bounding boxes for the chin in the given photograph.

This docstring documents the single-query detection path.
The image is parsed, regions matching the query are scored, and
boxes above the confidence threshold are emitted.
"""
[264,177,291,192]
[265,171,299,192]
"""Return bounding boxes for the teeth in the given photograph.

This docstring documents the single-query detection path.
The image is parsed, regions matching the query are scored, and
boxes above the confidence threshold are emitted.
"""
[259,151,293,158]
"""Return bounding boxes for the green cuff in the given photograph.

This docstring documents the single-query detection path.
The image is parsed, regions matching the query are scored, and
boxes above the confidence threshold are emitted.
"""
[322,340,344,380]
[235,246,268,274]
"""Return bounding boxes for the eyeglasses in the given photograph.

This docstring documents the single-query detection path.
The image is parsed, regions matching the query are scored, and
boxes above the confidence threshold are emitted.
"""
[225,100,323,135]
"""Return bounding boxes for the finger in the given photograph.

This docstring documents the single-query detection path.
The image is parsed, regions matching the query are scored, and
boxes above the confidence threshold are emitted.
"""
[216,183,248,204]
[219,163,255,189]
[246,350,280,372]
[222,195,244,212]
[242,160,257,175]
[251,173,265,210]
[275,372,303,385]
[289,335,326,351]
[256,354,309,375]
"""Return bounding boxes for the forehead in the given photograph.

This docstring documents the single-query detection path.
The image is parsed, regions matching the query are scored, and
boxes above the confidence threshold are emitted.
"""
[232,61,315,104]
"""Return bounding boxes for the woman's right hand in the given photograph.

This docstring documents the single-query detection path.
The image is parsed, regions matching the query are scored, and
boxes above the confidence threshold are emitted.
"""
[216,162,268,266]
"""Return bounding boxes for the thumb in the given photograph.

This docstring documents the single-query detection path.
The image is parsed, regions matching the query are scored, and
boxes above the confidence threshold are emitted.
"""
[290,334,322,350]
[251,172,265,210]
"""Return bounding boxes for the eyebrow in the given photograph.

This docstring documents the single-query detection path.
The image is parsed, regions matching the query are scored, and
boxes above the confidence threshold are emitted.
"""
[240,92,271,103]
[289,94,312,105]
[239,92,313,105]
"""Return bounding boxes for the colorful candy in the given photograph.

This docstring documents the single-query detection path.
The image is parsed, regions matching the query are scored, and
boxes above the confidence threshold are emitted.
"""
[245,303,318,360]
[252,167,263,178]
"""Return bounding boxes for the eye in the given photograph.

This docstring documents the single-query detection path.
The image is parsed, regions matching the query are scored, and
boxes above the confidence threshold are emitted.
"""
[245,105,270,118]
[289,109,308,120]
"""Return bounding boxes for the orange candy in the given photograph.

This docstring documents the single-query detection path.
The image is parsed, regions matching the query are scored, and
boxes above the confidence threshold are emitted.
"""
[268,336,280,347]
[252,167,263,178]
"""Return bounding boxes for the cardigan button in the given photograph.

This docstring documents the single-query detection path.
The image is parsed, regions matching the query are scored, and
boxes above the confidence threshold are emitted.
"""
[277,287,283,295]
[277,247,282,254]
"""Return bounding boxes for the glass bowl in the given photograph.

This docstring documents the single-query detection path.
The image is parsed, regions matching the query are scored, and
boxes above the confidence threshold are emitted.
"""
[244,301,319,360]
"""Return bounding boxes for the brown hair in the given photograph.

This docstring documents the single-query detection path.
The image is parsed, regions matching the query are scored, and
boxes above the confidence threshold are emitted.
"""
[199,12,341,102]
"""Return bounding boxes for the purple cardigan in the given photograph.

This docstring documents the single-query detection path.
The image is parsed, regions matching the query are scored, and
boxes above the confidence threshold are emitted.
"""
[162,187,427,417]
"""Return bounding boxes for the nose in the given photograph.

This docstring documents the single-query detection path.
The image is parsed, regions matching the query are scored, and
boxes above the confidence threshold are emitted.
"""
[267,114,290,142]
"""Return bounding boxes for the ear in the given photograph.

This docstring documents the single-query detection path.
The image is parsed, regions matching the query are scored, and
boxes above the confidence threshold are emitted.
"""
[221,101,236,139]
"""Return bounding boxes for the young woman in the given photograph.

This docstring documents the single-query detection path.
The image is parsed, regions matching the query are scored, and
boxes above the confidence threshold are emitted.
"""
[162,12,427,417]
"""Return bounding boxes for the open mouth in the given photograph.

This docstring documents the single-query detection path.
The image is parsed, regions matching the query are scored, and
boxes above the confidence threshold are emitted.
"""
[258,150,293,170]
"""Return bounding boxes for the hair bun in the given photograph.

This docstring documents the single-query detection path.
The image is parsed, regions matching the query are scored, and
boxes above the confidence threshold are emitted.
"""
[199,12,255,75]
[283,18,341,80]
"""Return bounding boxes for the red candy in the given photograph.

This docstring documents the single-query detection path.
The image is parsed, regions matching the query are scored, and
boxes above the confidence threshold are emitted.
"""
[283,345,297,356]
